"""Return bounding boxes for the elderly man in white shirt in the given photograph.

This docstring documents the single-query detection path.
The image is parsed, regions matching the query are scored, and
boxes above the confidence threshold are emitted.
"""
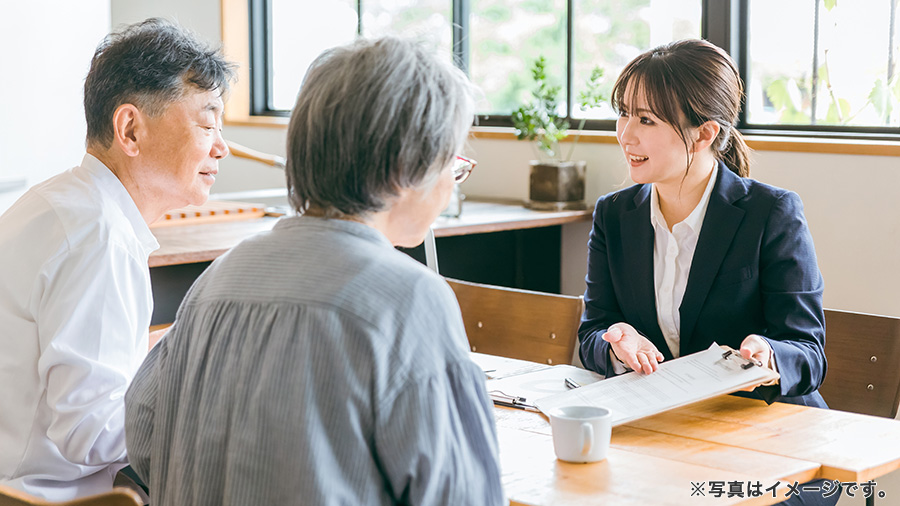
[0,18,233,501]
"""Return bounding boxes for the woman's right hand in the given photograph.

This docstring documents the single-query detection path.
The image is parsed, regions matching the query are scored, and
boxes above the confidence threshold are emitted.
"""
[602,323,665,375]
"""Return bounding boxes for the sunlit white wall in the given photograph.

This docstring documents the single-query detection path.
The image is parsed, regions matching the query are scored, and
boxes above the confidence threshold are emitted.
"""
[0,0,110,211]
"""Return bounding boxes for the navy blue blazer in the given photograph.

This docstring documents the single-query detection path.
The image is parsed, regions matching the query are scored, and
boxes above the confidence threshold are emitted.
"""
[578,162,828,407]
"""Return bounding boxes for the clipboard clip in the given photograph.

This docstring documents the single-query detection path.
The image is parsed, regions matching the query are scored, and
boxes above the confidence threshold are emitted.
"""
[719,346,763,369]
[489,390,537,410]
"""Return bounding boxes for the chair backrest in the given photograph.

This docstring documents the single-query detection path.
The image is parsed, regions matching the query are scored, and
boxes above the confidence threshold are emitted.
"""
[819,309,900,418]
[0,486,143,506]
[446,278,584,365]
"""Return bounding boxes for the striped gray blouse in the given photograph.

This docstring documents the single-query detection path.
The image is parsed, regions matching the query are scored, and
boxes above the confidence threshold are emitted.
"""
[125,217,504,505]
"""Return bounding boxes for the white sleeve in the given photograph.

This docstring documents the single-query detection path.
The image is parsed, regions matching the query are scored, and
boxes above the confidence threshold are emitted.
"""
[35,242,151,468]
[609,348,631,374]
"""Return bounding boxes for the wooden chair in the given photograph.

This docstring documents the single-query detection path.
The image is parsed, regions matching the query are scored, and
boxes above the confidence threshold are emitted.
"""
[446,278,584,365]
[0,486,142,506]
[819,309,900,418]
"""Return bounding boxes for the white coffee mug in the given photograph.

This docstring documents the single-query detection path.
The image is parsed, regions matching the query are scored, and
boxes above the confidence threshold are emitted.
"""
[548,405,612,463]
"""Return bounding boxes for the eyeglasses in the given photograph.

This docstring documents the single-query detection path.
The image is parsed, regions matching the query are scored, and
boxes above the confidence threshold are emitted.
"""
[452,156,477,184]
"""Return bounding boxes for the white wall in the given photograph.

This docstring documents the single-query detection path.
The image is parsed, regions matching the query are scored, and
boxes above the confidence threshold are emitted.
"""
[0,0,110,211]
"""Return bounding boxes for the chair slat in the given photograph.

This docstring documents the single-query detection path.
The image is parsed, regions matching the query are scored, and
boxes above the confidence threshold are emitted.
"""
[446,278,583,366]
[820,309,900,418]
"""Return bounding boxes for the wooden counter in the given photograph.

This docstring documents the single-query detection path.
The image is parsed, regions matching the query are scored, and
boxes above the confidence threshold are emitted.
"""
[148,198,592,325]
[149,199,592,268]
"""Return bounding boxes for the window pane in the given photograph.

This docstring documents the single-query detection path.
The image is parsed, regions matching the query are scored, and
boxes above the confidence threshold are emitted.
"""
[746,1,899,128]
[270,0,358,111]
[361,0,452,58]
[572,0,702,120]
[470,0,567,116]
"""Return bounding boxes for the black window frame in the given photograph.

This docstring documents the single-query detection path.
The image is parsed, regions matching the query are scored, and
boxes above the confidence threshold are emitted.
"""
[249,0,900,141]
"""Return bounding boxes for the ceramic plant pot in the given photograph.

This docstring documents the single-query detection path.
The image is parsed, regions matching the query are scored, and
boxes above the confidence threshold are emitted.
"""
[527,160,587,210]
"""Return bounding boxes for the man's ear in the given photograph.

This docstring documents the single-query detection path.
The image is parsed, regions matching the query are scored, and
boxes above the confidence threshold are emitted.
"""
[692,120,721,153]
[111,104,142,157]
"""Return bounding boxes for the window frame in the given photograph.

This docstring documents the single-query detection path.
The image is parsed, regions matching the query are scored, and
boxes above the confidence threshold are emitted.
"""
[730,0,900,141]
[225,0,900,147]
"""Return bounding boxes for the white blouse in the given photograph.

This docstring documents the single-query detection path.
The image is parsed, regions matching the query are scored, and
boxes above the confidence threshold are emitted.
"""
[650,164,718,358]
[609,165,717,374]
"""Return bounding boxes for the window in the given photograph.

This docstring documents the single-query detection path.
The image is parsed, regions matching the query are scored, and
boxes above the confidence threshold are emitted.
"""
[268,1,358,111]
[252,0,701,127]
[257,0,452,114]
[246,0,900,140]
[569,0,701,122]
[266,0,454,111]
[469,0,568,117]
[743,0,900,137]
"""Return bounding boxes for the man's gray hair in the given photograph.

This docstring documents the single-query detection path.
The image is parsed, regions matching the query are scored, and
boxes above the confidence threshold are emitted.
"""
[84,18,236,149]
[286,37,476,217]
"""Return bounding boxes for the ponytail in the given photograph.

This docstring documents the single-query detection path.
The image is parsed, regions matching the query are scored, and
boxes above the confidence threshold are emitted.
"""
[720,128,750,178]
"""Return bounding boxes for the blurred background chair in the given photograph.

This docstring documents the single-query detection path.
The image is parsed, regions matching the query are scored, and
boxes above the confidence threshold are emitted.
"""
[0,486,142,506]
[819,309,900,418]
[446,278,583,365]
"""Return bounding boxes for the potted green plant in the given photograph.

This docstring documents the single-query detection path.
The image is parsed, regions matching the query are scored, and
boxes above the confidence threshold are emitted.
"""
[512,57,606,210]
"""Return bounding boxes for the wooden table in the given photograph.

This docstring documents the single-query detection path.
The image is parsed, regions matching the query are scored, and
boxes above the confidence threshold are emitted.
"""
[149,199,592,268]
[496,396,900,505]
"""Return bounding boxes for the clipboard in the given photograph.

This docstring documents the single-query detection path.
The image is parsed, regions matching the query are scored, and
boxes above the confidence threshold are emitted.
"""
[534,343,780,426]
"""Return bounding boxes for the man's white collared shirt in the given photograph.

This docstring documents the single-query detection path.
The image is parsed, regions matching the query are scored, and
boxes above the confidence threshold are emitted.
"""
[0,154,158,500]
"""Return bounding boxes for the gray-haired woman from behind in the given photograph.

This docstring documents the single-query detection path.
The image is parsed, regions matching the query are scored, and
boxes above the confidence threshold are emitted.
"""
[124,37,504,506]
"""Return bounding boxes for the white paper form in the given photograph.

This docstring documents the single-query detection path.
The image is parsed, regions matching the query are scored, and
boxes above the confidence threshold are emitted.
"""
[469,352,552,380]
[534,343,779,426]
[486,364,603,405]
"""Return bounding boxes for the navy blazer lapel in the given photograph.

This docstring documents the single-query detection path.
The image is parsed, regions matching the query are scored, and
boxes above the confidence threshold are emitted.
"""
[679,164,747,353]
[621,185,669,358]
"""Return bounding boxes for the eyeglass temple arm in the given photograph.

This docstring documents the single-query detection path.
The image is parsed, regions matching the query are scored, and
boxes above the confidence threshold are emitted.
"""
[423,227,439,274]
[226,140,286,170]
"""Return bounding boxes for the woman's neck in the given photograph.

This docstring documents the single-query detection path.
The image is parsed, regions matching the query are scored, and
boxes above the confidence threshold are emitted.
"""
[655,155,716,231]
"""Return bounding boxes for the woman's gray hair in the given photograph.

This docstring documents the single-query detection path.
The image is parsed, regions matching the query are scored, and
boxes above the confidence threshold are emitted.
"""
[286,37,476,217]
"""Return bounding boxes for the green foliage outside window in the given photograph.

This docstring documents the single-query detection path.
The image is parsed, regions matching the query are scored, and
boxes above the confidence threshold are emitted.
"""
[758,0,900,128]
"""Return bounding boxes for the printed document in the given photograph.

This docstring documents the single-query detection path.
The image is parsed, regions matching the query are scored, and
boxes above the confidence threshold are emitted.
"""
[534,343,779,426]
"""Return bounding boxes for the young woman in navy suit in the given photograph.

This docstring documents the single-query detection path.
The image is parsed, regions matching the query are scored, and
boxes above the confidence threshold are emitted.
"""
[578,38,833,505]
[579,39,828,407]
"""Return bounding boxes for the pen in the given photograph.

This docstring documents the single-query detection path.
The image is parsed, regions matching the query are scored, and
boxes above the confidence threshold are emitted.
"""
[565,377,582,389]
[492,399,540,412]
